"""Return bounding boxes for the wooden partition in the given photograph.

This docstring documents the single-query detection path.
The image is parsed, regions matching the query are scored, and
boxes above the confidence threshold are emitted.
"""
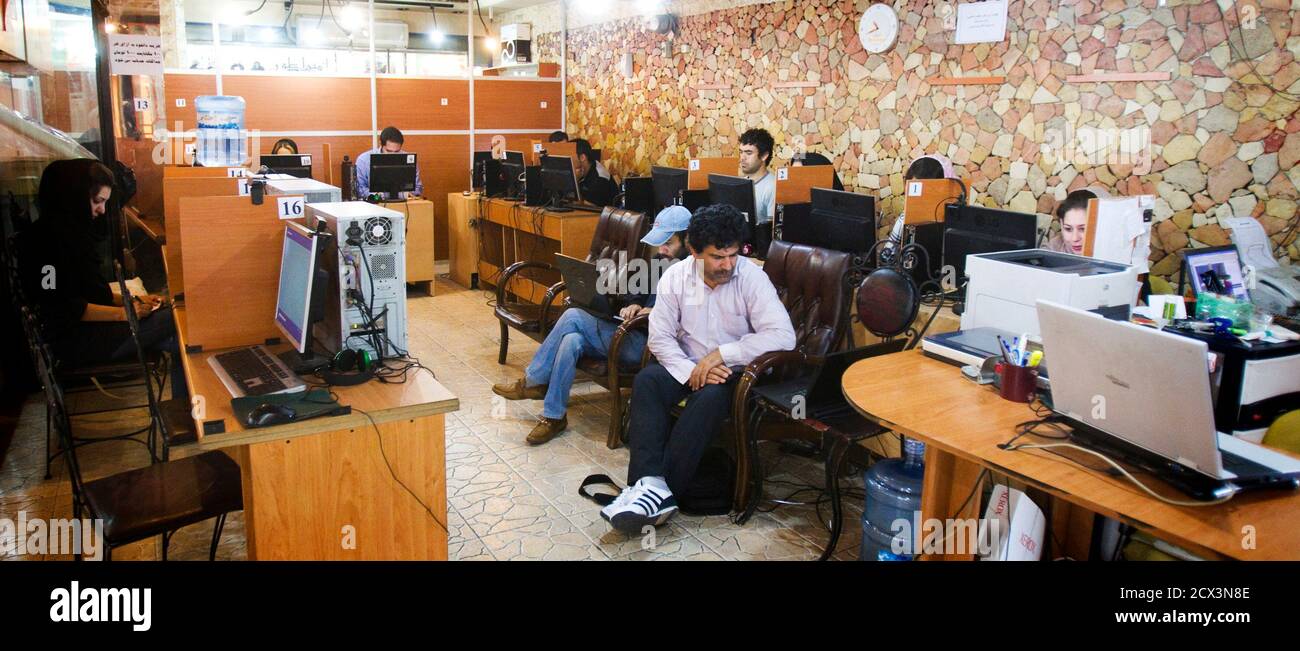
[177,194,288,350]
[473,78,563,131]
[775,166,835,205]
[162,176,243,293]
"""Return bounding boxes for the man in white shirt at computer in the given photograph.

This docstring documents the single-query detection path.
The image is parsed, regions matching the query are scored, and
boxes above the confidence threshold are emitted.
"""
[739,128,776,254]
[601,204,796,533]
[355,126,423,200]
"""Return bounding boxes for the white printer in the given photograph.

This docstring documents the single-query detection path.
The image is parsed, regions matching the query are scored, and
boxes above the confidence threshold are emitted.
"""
[961,249,1139,336]
[1225,216,1300,317]
[265,177,342,204]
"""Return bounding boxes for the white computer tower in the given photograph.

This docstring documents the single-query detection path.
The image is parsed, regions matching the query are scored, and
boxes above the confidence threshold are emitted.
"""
[303,202,407,360]
[266,178,343,204]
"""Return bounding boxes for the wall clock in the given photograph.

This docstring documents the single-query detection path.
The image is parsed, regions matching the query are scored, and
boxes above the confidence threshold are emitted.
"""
[858,3,900,54]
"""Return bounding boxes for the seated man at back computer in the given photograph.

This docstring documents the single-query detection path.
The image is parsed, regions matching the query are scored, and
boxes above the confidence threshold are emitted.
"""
[739,128,777,224]
[492,206,694,445]
[356,126,423,199]
[571,138,617,207]
[600,204,796,533]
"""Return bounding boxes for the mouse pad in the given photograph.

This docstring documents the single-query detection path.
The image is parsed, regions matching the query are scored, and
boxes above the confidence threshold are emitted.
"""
[231,388,350,429]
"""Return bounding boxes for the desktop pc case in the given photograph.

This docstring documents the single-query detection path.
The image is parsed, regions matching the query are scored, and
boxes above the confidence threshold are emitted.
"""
[303,202,408,361]
[266,178,343,204]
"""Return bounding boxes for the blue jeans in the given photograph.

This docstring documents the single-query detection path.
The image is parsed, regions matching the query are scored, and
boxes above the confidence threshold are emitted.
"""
[524,308,646,420]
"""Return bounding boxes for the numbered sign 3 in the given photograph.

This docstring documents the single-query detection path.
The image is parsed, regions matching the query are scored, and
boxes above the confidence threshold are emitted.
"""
[277,195,306,220]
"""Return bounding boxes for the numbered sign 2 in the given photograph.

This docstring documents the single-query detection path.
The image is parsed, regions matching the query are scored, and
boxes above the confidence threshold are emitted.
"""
[276,195,306,220]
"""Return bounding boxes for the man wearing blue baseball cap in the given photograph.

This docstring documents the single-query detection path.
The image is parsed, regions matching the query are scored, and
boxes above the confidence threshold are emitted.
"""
[493,206,693,445]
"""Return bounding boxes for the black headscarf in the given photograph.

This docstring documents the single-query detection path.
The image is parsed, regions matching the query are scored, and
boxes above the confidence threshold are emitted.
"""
[35,158,115,256]
[799,152,845,191]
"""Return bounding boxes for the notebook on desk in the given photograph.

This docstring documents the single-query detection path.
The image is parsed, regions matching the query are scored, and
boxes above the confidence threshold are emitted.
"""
[1037,300,1300,500]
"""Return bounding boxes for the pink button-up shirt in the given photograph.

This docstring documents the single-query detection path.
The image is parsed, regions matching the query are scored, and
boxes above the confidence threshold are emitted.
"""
[647,256,796,385]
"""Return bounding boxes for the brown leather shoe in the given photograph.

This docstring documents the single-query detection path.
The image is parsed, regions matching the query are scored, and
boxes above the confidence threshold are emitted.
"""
[492,378,547,400]
[526,416,567,445]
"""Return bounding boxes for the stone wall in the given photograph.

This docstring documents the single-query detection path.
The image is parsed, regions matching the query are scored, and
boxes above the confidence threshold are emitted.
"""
[534,0,1300,287]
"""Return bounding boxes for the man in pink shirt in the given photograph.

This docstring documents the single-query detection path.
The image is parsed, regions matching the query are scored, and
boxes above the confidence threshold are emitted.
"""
[601,204,796,533]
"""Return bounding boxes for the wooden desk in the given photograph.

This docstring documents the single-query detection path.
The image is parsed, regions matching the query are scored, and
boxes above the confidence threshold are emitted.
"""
[382,199,435,294]
[842,350,1300,560]
[475,197,599,303]
[174,306,459,560]
[447,192,480,289]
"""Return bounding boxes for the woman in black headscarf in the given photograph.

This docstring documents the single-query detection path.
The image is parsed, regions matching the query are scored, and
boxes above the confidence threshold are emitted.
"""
[17,159,187,399]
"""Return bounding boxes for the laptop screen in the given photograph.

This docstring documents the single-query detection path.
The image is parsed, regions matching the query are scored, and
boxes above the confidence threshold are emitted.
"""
[1184,247,1250,301]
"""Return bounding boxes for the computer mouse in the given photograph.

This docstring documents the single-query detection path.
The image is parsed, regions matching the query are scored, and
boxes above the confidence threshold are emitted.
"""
[247,403,297,428]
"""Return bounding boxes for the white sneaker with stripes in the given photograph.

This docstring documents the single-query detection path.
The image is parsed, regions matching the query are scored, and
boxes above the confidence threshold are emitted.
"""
[600,477,678,533]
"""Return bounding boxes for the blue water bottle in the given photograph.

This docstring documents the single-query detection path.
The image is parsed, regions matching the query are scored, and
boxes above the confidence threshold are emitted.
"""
[860,437,926,560]
[194,95,246,167]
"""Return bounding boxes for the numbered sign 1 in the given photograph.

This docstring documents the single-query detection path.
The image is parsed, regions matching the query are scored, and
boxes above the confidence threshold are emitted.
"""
[688,159,701,171]
[276,195,305,220]
[227,167,248,178]
[238,179,249,196]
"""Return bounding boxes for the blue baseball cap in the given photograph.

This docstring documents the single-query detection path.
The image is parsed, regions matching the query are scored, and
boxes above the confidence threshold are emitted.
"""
[642,205,692,247]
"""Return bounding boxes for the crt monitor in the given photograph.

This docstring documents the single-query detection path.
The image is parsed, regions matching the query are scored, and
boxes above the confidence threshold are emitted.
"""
[942,204,1039,280]
[1182,245,1251,301]
[261,154,312,179]
[651,166,688,214]
[501,150,526,198]
[783,187,876,255]
[541,155,581,205]
[369,152,418,195]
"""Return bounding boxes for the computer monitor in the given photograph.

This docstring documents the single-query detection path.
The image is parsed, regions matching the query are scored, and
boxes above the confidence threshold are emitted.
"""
[501,150,526,199]
[1182,245,1251,301]
[541,155,581,208]
[274,222,330,371]
[621,176,654,214]
[473,150,506,195]
[651,166,687,214]
[369,152,418,196]
[783,187,876,255]
[942,204,1039,280]
[261,154,312,179]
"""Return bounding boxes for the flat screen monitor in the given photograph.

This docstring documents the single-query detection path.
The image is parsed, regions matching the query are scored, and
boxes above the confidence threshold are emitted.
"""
[261,154,312,179]
[541,154,581,204]
[369,152,417,195]
[275,222,319,354]
[709,173,762,256]
[783,187,876,255]
[501,150,526,198]
[1183,245,1251,301]
[651,166,687,215]
[942,204,1039,280]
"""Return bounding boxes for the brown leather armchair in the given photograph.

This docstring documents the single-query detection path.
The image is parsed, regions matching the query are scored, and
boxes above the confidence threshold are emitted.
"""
[494,206,650,364]
[605,242,855,510]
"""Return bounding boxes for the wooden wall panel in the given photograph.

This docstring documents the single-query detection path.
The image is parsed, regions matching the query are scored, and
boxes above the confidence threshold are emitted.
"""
[223,76,372,132]
[401,134,469,260]
[161,74,216,131]
[377,78,469,131]
[473,79,562,131]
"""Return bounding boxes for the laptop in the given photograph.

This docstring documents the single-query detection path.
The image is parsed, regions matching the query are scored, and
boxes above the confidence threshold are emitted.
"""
[553,254,619,320]
[1036,300,1300,500]
[753,340,908,428]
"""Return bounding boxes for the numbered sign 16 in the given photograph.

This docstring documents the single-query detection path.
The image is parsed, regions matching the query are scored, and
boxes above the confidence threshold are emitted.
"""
[277,195,305,220]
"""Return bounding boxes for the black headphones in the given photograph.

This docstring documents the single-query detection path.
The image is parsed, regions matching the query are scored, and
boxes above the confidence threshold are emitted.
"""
[318,348,375,386]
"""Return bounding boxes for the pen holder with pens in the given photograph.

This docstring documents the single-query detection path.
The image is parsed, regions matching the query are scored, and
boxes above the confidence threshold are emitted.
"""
[994,363,1038,403]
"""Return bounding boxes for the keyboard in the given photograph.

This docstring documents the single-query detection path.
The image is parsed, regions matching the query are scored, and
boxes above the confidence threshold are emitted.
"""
[207,345,307,398]
[1220,449,1277,479]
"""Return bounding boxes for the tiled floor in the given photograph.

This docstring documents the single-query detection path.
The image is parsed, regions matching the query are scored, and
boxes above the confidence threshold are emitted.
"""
[1,277,880,561]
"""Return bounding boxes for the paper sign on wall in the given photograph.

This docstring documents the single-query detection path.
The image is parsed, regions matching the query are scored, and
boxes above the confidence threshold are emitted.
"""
[776,168,789,181]
[688,159,701,171]
[108,34,164,76]
[133,98,151,112]
[907,181,923,197]
[226,167,248,178]
[238,179,249,196]
[276,196,305,220]
[955,0,1009,45]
